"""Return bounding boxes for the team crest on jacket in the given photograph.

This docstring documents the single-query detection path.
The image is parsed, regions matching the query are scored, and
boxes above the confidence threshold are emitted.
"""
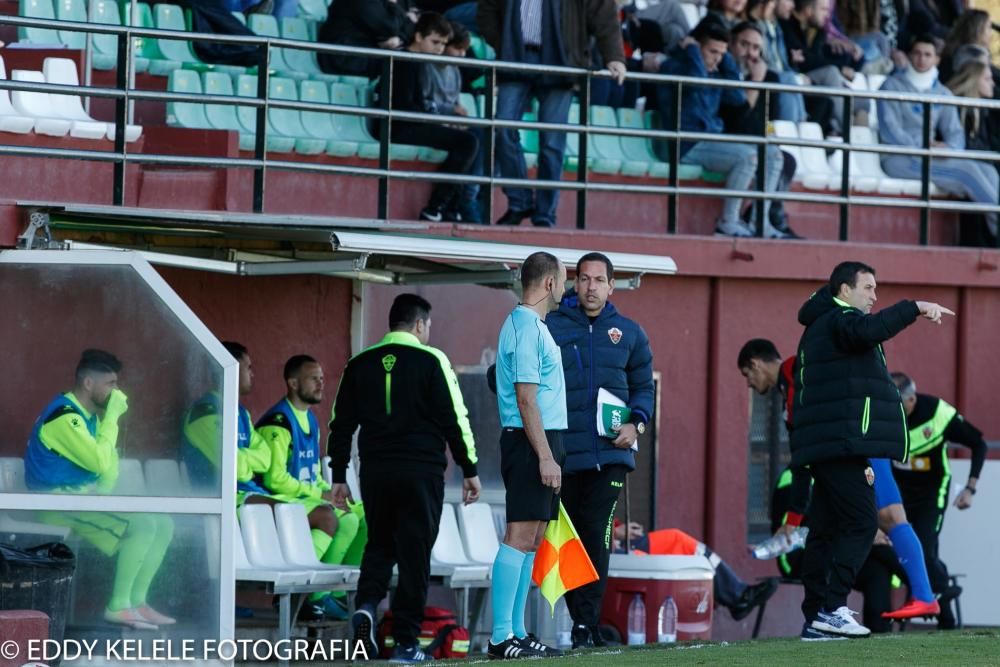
[608,327,623,344]
[923,426,933,439]
[864,466,875,486]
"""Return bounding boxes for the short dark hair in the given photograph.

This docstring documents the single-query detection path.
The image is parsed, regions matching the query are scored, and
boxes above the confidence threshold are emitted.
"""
[520,252,561,289]
[737,339,781,369]
[75,349,122,383]
[284,354,318,380]
[793,0,818,13]
[890,371,916,397]
[448,21,470,48]
[909,33,941,53]
[576,252,614,280]
[829,261,875,295]
[415,11,453,40]
[732,21,763,40]
[389,293,432,330]
[221,341,248,362]
[692,16,731,44]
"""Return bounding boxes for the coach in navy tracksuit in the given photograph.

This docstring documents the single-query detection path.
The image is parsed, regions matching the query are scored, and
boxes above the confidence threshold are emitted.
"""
[546,252,654,648]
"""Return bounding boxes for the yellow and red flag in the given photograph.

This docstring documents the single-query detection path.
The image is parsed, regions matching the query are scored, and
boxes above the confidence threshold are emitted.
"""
[531,502,599,615]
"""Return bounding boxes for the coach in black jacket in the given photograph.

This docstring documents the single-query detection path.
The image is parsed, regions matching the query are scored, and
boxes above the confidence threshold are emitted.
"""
[546,252,654,648]
[790,260,953,640]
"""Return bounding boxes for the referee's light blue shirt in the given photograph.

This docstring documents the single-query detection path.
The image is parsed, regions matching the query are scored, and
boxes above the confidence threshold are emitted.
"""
[496,305,567,430]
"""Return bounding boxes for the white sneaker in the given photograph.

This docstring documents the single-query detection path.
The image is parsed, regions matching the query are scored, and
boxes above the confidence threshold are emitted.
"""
[714,218,754,237]
[811,606,871,637]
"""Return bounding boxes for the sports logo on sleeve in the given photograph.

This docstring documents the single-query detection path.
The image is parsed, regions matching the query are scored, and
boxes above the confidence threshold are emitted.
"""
[608,327,623,345]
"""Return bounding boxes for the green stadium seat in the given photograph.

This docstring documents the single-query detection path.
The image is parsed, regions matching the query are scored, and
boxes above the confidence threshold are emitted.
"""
[153,4,200,70]
[123,3,182,75]
[201,71,286,152]
[235,74,295,152]
[166,68,210,128]
[279,17,338,82]
[89,0,149,72]
[298,79,359,157]
[328,82,419,161]
[19,0,60,45]
[591,105,646,176]
[268,77,326,154]
[459,92,478,117]
[519,111,539,171]
[642,109,703,180]
[468,35,496,61]
[564,104,620,174]
[616,107,669,179]
[54,0,86,48]
[248,14,307,80]
[297,0,327,22]
[231,10,246,24]
[338,75,369,88]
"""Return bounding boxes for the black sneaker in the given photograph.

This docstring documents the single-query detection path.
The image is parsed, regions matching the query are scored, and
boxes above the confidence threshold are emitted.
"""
[487,636,538,660]
[519,634,564,657]
[389,644,430,663]
[443,208,464,223]
[571,624,593,649]
[587,625,607,647]
[496,208,534,226]
[419,205,445,222]
[352,608,378,659]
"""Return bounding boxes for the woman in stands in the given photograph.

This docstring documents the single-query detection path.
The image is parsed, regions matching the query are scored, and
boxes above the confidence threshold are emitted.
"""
[940,9,995,82]
[708,0,748,31]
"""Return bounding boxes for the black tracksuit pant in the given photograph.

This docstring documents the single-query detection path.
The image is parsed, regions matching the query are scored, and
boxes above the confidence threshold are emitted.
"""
[561,464,627,627]
[390,122,479,210]
[356,464,444,648]
[800,457,878,622]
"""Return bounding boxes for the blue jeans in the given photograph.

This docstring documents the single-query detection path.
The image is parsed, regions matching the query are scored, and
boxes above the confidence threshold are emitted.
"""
[681,141,784,225]
[495,51,574,226]
[271,0,297,18]
[776,70,807,123]
[883,155,999,231]
[444,2,479,34]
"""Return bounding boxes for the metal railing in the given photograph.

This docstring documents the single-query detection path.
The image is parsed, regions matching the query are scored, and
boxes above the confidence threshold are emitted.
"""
[2,12,1000,244]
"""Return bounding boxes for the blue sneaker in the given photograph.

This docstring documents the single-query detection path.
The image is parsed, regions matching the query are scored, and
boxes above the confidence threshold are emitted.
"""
[389,644,429,663]
[801,622,847,641]
[811,607,871,637]
[352,606,378,659]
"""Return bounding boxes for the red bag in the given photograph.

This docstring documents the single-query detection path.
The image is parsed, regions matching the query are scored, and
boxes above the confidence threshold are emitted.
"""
[377,606,471,659]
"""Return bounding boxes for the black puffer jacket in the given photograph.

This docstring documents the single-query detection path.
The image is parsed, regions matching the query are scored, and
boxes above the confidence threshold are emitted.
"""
[790,286,919,466]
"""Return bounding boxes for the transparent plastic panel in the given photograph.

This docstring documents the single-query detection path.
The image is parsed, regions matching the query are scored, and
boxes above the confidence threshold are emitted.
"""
[0,262,225,498]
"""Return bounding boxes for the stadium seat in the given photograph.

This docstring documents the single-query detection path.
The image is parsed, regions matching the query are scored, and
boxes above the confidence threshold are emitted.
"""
[114,458,148,494]
[125,3,182,76]
[166,69,210,128]
[680,2,700,30]
[54,0,87,48]
[43,58,142,141]
[796,121,842,190]
[468,35,496,61]
[230,10,246,24]
[456,502,500,565]
[268,77,326,154]
[143,458,186,495]
[248,14,306,79]
[203,71,257,150]
[0,59,35,134]
[89,0,149,72]
[459,92,479,117]
[18,0,60,45]
[272,502,358,584]
[152,3,200,70]
[10,70,72,137]
[239,504,315,574]
[516,110,539,170]
[850,126,924,196]
[297,0,327,22]
[280,17,339,82]
[565,103,621,174]
[232,73,295,152]
[0,457,28,492]
[328,82,419,161]
[235,515,311,585]
[0,458,72,538]
[298,80,359,156]
[431,504,490,581]
[617,107,700,179]
[590,105,646,175]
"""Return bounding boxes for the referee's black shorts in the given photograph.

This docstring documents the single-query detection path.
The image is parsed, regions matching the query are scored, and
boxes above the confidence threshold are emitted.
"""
[500,427,565,522]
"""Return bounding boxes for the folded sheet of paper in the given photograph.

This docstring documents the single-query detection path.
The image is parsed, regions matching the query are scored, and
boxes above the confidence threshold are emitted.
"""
[596,388,638,451]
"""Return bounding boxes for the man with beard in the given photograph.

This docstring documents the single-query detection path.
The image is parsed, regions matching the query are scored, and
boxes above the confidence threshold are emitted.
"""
[258,354,365,621]
[24,349,176,630]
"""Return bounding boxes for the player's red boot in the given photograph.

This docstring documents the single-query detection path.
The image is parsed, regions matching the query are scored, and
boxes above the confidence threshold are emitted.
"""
[881,599,940,619]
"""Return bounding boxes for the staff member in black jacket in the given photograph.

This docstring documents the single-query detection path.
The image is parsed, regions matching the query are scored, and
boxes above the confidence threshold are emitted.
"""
[792,260,953,639]
[328,293,481,663]
[545,252,654,648]
[891,371,986,629]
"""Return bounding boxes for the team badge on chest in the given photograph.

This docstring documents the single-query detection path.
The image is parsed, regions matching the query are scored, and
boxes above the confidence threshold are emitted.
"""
[608,327,623,344]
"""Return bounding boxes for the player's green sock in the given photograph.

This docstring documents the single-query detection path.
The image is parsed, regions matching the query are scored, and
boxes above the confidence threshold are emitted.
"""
[342,503,368,566]
[321,510,359,565]
[309,529,333,603]
[108,526,148,611]
[130,515,174,607]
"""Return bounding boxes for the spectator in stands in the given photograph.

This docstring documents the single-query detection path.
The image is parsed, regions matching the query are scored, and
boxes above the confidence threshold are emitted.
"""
[418,0,479,34]
[941,10,994,82]
[657,19,791,238]
[901,0,960,48]
[708,0,747,31]
[637,0,691,54]
[423,22,486,222]
[478,0,627,227]
[611,522,779,621]
[256,356,367,621]
[836,0,903,73]
[24,350,176,631]
[780,0,870,134]
[722,21,802,237]
[378,13,480,222]
[317,0,418,78]
[878,34,1000,240]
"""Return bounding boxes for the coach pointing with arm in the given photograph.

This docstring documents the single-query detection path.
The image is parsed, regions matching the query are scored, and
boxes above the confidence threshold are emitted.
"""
[792,260,953,640]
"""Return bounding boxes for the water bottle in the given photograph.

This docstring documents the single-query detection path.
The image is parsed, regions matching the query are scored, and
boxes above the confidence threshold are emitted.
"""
[657,596,678,644]
[554,598,572,649]
[750,526,810,559]
[627,593,646,645]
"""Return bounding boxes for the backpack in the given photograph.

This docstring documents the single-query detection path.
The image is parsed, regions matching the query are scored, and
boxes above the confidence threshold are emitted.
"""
[376,606,471,659]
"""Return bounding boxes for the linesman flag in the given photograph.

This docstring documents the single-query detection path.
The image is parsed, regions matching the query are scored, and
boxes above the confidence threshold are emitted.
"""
[531,501,599,615]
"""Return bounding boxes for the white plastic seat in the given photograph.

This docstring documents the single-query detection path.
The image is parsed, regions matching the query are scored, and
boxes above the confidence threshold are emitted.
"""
[0,456,27,492]
[26,66,104,139]
[0,457,70,539]
[320,453,362,501]
[10,69,71,136]
[272,502,357,585]
[867,74,886,128]
[797,121,842,190]
[680,3,699,29]
[143,458,186,495]
[850,126,926,196]
[432,504,490,582]
[0,57,34,134]
[235,515,310,585]
[113,458,147,494]
[457,502,501,565]
[771,120,803,176]
[42,58,142,141]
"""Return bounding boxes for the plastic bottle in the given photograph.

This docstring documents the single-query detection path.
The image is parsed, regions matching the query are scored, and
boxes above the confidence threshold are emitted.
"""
[555,598,572,649]
[627,593,646,645]
[657,596,678,643]
[750,526,810,559]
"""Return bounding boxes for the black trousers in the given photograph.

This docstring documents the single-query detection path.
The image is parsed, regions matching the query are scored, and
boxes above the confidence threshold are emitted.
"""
[356,466,444,647]
[561,464,627,626]
[800,457,877,622]
[391,122,479,210]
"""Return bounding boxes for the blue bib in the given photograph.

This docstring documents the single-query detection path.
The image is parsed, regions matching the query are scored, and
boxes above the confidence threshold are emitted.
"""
[25,394,100,490]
